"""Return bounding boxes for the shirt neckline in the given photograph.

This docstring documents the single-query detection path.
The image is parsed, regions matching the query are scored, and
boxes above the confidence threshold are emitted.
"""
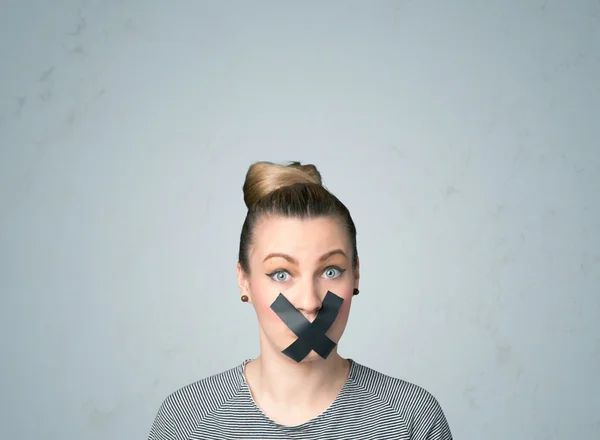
[238,358,357,431]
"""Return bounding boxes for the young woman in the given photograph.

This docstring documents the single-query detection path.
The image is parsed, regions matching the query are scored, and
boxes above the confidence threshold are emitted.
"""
[148,161,453,439]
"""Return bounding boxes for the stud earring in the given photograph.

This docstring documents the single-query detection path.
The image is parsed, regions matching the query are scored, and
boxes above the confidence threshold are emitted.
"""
[353,288,359,296]
[241,295,249,302]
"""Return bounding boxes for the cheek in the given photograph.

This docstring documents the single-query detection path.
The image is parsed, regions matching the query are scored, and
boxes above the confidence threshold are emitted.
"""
[251,290,283,327]
[328,295,353,339]
[337,289,354,315]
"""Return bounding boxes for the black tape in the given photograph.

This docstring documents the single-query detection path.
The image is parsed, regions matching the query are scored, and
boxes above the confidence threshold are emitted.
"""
[270,291,344,363]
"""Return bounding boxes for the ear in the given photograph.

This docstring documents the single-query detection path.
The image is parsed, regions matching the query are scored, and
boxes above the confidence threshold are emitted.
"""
[236,262,252,303]
[353,257,360,289]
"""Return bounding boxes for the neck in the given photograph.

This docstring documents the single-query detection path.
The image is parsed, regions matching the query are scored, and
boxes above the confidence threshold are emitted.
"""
[245,349,350,407]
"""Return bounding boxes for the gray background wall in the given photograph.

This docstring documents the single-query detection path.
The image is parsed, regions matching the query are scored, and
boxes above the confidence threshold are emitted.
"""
[1,1,599,439]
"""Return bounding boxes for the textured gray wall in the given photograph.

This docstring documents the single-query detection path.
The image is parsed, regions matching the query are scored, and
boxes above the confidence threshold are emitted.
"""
[1,1,599,439]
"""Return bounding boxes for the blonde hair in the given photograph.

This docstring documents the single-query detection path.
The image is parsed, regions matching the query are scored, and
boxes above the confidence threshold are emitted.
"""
[238,161,358,273]
[242,161,322,208]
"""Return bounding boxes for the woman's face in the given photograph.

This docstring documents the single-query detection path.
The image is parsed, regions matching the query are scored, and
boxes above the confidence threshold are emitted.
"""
[237,216,359,363]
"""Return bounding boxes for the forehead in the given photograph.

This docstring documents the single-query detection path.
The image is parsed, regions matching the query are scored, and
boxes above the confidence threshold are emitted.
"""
[251,216,349,258]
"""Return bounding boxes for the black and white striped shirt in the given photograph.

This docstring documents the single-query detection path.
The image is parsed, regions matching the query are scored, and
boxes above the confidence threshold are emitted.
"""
[148,359,452,439]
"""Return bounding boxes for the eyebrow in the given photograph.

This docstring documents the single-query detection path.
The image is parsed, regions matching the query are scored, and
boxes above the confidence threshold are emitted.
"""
[263,249,348,264]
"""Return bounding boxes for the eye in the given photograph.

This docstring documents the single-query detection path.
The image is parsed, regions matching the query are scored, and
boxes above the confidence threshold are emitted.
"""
[267,270,292,283]
[322,266,345,279]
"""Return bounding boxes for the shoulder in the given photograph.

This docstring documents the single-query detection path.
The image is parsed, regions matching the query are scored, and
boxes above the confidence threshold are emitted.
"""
[350,361,441,415]
[160,364,244,415]
[350,361,453,439]
[148,364,245,440]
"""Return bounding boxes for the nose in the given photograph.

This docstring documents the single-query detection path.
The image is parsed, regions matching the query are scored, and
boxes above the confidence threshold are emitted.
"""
[294,281,323,320]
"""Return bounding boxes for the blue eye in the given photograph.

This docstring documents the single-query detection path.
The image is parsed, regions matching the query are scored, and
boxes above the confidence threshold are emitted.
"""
[267,270,291,283]
[323,266,345,279]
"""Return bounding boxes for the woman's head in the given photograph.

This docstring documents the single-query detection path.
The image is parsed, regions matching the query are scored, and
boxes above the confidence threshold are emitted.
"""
[236,161,359,363]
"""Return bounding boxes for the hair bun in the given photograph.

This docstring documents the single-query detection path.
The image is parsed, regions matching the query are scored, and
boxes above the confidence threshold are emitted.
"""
[242,161,323,209]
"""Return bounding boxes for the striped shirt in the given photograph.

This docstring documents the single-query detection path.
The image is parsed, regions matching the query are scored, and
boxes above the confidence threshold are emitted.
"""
[148,359,453,440]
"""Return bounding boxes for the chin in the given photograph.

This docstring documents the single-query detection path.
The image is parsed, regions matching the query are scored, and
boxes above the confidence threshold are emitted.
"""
[292,350,334,364]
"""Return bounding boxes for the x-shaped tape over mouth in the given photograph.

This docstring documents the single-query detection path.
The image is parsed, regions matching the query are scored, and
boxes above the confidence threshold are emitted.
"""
[270,291,344,363]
